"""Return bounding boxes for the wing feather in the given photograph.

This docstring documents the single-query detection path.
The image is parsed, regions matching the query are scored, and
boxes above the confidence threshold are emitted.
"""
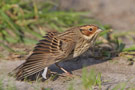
[11,31,75,80]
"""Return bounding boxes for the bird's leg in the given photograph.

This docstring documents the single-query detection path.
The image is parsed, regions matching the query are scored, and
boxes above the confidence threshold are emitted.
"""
[55,63,72,76]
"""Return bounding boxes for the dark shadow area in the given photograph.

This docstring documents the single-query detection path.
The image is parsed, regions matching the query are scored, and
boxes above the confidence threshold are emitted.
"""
[49,56,106,74]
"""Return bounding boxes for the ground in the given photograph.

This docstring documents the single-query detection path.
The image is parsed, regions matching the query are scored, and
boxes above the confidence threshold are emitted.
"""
[0,48,135,90]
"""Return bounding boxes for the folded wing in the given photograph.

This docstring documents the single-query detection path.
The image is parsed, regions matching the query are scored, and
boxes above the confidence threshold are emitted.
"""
[12,31,75,80]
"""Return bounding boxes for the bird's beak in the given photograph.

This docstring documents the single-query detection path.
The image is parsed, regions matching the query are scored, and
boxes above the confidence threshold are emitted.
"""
[97,29,102,33]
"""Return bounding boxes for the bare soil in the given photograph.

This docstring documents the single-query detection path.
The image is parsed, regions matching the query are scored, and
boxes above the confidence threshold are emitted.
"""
[0,50,135,90]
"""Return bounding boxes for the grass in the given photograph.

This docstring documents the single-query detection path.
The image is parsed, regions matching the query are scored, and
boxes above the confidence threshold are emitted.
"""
[82,68,102,90]
[112,83,127,90]
[82,68,101,90]
[0,77,16,90]
[0,0,109,56]
[112,82,135,90]
[0,78,4,90]
[68,83,74,90]
[123,45,135,52]
[0,0,104,45]
[68,68,135,90]
[68,68,102,90]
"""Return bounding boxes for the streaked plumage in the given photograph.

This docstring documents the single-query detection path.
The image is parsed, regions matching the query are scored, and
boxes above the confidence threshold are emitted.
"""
[10,25,102,80]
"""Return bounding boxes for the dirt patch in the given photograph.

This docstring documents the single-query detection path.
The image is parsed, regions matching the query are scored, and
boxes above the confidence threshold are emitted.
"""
[0,53,135,90]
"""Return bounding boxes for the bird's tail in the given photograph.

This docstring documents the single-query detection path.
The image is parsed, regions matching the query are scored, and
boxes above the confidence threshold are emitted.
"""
[8,63,25,80]
[8,63,48,81]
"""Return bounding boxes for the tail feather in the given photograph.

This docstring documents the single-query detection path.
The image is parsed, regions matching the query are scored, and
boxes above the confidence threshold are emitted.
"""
[9,62,46,81]
[8,63,25,80]
[8,63,23,76]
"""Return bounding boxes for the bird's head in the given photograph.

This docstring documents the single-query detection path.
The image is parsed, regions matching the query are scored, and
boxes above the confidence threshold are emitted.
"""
[79,25,102,40]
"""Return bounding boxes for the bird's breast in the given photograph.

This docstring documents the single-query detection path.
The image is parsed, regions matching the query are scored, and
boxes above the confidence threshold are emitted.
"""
[73,40,92,58]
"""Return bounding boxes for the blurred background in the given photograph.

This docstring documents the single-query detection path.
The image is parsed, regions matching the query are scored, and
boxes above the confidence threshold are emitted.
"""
[58,0,135,30]
[0,0,135,60]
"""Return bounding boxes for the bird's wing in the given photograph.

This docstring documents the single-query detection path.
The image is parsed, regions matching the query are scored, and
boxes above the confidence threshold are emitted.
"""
[12,31,75,80]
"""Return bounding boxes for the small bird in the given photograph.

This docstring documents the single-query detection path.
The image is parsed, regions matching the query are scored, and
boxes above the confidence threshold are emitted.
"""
[10,25,102,80]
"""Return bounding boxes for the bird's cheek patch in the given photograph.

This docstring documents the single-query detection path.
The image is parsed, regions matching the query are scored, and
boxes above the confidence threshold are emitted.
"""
[80,29,92,36]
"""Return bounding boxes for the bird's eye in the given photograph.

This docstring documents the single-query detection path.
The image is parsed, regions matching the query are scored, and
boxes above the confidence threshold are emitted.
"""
[80,29,83,31]
[89,28,93,31]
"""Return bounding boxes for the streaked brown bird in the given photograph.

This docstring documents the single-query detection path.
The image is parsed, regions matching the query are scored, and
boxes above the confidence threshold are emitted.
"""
[10,25,102,80]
